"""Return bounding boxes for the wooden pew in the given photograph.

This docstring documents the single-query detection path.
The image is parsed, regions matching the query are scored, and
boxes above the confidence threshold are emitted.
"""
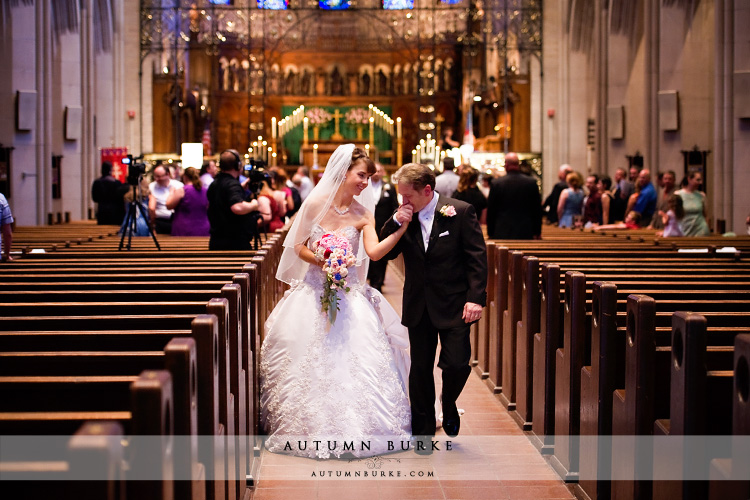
[0,370,175,500]
[651,312,741,500]
[708,334,750,500]
[0,421,126,500]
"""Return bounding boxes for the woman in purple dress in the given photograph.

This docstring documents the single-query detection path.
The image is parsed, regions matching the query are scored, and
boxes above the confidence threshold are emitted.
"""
[167,167,210,236]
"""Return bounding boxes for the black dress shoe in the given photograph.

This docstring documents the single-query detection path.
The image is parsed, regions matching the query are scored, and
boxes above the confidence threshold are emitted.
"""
[442,405,460,437]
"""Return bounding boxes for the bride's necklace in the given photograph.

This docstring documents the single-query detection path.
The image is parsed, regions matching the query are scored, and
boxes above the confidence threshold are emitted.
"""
[333,203,351,215]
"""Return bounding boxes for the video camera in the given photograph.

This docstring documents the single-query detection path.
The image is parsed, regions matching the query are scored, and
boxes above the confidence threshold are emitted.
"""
[244,159,271,196]
[122,154,146,186]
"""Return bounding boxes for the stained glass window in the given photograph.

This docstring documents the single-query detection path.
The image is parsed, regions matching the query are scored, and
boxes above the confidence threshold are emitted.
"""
[257,0,288,9]
[383,0,414,9]
[209,0,232,5]
[440,0,462,4]
[319,0,351,10]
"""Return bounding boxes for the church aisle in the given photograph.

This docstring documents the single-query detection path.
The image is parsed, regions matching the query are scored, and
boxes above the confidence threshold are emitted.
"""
[252,264,575,500]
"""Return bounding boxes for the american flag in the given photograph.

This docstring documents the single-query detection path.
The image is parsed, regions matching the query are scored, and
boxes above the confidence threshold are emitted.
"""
[201,123,212,156]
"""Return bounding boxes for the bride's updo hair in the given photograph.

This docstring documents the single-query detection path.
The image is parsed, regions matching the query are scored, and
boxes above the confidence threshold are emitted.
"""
[350,147,376,175]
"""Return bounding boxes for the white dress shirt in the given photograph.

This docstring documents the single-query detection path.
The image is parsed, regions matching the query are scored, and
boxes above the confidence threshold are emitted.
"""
[418,192,440,250]
[371,179,383,202]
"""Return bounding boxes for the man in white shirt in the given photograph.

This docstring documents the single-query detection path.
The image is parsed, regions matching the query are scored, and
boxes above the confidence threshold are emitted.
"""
[294,166,314,201]
[149,164,184,234]
[200,160,218,188]
[366,163,399,291]
[434,157,460,196]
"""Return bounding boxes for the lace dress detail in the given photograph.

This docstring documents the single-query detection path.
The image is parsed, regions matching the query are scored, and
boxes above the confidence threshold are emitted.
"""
[260,225,411,458]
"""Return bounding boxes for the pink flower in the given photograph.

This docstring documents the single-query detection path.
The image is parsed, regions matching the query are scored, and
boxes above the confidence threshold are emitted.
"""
[439,204,457,217]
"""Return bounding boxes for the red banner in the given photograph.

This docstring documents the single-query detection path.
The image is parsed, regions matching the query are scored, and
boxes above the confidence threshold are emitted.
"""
[100,147,128,184]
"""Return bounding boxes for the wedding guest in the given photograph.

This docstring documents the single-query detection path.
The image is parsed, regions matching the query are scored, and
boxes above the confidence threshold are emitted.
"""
[676,171,710,236]
[434,157,460,196]
[367,162,399,292]
[452,168,487,223]
[199,160,218,188]
[0,193,13,262]
[594,210,642,231]
[255,172,284,232]
[91,161,126,225]
[294,166,314,201]
[659,193,684,237]
[149,164,184,234]
[582,174,602,226]
[630,169,657,226]
[598,175,615,224]
[557,171,584,228]
[207,149,260,250]
[542,164,572,224]
[486,152,541,239]
[441,126,460,150]
[269,168,295,215]
[167,166,210,236]
[650,170,677,229]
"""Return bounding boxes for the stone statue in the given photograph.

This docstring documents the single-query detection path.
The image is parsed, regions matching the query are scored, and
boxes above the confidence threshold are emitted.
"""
[377,69,387,95]
[393,68,403,95]
[284,69,296,95]
[330,67,344,96]
[300,69,311,96]
[347,72,357,96]
[361,70,371,96]
[220,59,229,91]
[268,66,280,95]
[315,69,326,96]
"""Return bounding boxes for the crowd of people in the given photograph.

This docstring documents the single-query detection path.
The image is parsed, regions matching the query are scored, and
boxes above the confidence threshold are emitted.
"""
[90,155,319,249]
[536,163,711,237]
[88,148,721,252]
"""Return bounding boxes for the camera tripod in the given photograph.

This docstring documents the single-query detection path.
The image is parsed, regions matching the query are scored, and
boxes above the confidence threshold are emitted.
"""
[118,183,161,251]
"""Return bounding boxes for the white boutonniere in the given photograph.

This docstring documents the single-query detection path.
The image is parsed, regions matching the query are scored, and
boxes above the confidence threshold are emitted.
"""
[439,204,457,217]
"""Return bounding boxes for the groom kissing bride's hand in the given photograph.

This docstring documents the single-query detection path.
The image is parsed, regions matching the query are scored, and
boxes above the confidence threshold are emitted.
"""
[380,162,488,453]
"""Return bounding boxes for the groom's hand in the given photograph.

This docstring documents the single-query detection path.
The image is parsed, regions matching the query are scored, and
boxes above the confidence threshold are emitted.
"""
[462,302,483,323]
[394,204,414,225]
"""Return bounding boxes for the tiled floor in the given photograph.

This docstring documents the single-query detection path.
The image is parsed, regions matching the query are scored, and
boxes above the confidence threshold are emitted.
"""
[253,265,575,500]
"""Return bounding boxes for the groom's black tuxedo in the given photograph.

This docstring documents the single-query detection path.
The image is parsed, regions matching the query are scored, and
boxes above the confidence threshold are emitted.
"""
[381,193,487,436]
[381,193,487,328]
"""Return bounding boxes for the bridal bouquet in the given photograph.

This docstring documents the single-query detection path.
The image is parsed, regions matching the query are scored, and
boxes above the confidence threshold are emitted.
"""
[344,107,370,125]
[312,233,357,324]
[305,107,332,125]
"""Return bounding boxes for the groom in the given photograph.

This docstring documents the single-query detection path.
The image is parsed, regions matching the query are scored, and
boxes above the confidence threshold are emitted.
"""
[381,163,487,445]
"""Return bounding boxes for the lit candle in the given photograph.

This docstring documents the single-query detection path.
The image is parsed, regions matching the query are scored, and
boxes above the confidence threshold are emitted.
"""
[369,116,374,148]
[303,117,309,145]
[268,147,272,164]
[271,117,276,139]
[313,143,318,166]
[272,152,277,167]
[412,149,417,163]
[397,117,402,139]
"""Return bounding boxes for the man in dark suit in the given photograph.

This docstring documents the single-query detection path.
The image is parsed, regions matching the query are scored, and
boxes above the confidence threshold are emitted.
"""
[486,152,542,239]
[367,163,399,292]
[381,163,487,451]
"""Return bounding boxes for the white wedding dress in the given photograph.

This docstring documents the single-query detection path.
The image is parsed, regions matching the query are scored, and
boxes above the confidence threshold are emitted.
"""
[260,224,411,459]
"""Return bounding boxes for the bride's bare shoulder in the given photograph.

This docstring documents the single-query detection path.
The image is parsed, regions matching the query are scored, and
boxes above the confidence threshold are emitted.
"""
[350,202,374,231]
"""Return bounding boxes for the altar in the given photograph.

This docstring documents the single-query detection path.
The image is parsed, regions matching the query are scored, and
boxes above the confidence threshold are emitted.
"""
[301,140,375,171]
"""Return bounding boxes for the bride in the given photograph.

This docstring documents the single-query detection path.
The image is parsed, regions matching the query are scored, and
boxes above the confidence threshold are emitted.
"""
[260,144,413,458]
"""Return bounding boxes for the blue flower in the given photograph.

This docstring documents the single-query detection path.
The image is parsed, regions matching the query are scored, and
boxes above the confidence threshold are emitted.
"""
[335,273,342,280]
[337,259,343,265]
